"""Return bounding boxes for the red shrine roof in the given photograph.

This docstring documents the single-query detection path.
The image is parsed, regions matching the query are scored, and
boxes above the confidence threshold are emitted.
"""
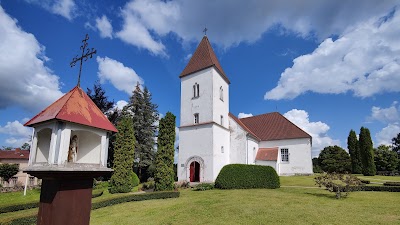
[234,112,311,141]
[24,86,117,132]
[0,148,30,160]
[180,36,230,84]
[255,148,278,161]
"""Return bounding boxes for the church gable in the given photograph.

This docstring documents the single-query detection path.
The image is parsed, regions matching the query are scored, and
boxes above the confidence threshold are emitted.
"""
[239,112,311,141]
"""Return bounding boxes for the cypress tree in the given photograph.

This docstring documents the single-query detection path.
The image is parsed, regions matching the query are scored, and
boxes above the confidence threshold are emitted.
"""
[154,112,176,191]
[109,116,135,193]
[359,127,376,176]
[347,129,362,174]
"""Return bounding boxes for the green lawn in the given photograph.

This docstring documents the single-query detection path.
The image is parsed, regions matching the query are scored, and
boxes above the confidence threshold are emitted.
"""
[1,176,400,224]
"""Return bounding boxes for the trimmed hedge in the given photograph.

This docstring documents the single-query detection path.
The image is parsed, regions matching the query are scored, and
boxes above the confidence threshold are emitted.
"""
[360,186,400,192]
[360,180,370,184]
[215,164,280,189]
[0,202,38,214]
[383,182,400,186]
[376,171,400,176]
[92,191,180,210]
[0,215,36,225]
[92,190,104,198]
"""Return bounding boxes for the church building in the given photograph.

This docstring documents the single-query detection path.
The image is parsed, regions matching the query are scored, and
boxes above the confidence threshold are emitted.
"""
[178,35,313,182]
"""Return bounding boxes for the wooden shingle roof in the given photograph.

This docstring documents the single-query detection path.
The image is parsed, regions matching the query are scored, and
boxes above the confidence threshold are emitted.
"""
[24,86,117,132]
[180,36,230,84]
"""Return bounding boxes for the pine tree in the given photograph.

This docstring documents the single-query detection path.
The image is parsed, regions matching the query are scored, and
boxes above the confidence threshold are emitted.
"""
[126,84,159,181]
[359,127,376,176]
[109,116,135,193]
[347,129,362,174]
[154,112,176,191]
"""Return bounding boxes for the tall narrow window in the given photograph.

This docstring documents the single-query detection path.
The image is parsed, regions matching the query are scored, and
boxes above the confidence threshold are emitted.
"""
[193,84,196,98]
[281,148,289,162]
[194,113,199,124]
[221,146,224,153]
[193,83,200,98]
[219,86,223,101]
[197,83,200,97]
[220,115,224,126]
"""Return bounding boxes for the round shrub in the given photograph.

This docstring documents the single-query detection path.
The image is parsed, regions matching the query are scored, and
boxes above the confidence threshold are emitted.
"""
[131,172,140,187]
[215,164,280,189]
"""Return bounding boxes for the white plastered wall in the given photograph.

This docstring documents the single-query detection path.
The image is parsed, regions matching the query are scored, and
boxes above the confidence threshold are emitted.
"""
[212,125,230,181]
[259,138,313,175]
[229,116,247,164]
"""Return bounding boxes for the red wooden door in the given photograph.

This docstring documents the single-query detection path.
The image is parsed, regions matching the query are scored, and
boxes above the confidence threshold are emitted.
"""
[190,162,195,182]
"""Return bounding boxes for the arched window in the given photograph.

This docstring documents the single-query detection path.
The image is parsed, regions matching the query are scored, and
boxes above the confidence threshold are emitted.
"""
[194,113,199,124]
[221,146,224,153]
[193,83,200,98]
[220,115,223,126]
[219,86,223,101]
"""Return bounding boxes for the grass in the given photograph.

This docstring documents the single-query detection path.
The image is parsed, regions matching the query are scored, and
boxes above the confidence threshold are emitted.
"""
[0,189,40,207]
[1,176,400,224]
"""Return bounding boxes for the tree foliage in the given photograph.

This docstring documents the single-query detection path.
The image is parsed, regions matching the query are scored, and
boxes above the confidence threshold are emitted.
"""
[347,129,362,174]
[374,145,399,171]
[20,143,30,151]
[318,146,351,173]
[392,133,400,155]
[154,112,176,191]
[125,84,159,181]
[109,116,135,193]
[0,164,19,183]
[359,127,376,176]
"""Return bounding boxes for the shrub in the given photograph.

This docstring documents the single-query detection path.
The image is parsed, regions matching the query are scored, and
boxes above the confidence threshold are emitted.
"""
[142,178,155,191]
[131,172,140,187]
[360,180,370,184]
[193,183,214,191]
[376,171,399,176]
[383,182,400,186]
[315,173,362,199]
[359,186,400,192]
[0,202,39,214]
[92,191,180,210]
[93,181,109,190]
[92,189,104,198]
[215,164,280,189]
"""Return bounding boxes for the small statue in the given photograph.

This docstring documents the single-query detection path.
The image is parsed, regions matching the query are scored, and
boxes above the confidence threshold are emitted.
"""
[68,135,78,162]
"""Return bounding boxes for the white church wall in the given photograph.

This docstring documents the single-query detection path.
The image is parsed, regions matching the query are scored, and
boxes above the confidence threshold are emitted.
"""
[229,117,247,164]
[247,138,258,164]
[255,160,277,170]
[180,68,214,126]
[212,125,230,180]
[259,138,313,175]
[212,68,229,128]
[71,130,101,164]
[178,124,214,182]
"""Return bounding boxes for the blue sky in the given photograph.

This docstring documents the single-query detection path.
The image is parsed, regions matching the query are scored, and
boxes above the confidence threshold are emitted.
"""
[0,0,399,157]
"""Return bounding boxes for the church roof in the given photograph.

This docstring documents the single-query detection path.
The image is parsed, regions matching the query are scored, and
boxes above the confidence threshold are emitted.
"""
[24,86,117,132]
[255,148,278,161]
[239,112,311,141]
[180,36,230,84]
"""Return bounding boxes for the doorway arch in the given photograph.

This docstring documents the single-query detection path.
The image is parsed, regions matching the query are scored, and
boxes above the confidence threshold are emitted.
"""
[185,156,205,182]
[190,161,200,182]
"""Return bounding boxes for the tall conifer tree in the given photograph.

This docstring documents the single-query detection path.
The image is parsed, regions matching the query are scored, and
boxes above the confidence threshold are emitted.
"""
[109,116,135,193]
[347,129,362,174]
[359,127,376,176]
[154,112,176,191]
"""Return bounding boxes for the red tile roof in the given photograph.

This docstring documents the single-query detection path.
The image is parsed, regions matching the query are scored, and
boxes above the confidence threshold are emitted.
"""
[239,112,311,141]
[0,148,30,159]
[180,36,230,84]
[228,113,260,141]
[255,148,278,161]
[24,86,117,132]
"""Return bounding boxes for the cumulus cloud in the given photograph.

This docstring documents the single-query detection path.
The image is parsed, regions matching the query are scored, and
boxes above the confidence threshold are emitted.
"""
[96,15,113,39]
[0,6,63,112]
[284,109,340,157]
[266,10,400,100]
[238,113,253,119]
[115,0,396,55]
[369,101,400,145]
[115,100,128,110]
[0,119,32,147]
[96,56,144,95]
[24,0,76,21]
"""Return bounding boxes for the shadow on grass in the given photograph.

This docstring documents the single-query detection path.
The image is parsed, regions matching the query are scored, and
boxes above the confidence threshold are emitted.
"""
[305,191,337,199]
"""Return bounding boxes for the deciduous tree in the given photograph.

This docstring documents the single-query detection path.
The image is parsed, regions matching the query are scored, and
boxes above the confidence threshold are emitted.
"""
[374,145,399,171]
[154,112,176,191]
[359,127,376,176]
[392,133,400,156]
[0,164,19,184]
[318,146,351,173]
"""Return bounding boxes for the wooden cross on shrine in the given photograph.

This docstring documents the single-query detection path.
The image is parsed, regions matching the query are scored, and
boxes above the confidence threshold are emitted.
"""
[70,34,97,86]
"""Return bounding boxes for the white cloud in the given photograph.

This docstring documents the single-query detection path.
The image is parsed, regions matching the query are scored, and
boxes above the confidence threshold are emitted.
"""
[24,0,76,21]
[115,0,396,55]
[115,100,128,110]
[266,10,400,100]
[96,56,144,95]
[369,101,400,145]
[96,15,113,39]
[0,6,63,112]
[284,109,340,157]
[238,112,253,119]
[0,120,32,148]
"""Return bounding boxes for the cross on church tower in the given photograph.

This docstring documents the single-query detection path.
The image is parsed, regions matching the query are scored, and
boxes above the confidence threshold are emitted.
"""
[70,34,97,86]
[203,27,208,36]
